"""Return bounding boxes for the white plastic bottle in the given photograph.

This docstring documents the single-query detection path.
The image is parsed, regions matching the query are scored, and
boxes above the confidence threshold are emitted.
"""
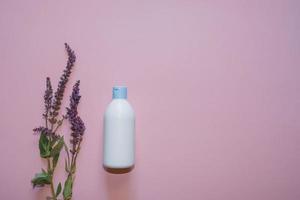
[103,86,135,173]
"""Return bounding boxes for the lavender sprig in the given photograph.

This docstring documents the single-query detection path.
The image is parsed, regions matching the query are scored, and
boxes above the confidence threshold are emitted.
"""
[63,81,85,200]
[66,81,85,152]
[43,77,53,127]
[50,43,76,124]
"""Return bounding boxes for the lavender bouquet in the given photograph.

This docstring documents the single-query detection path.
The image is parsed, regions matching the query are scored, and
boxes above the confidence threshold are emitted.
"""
[31,44,85,200]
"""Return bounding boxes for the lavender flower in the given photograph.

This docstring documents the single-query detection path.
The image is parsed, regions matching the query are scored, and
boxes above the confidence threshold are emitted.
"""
[50,43,76,122]
[66,81,81,120]
[66,81,85,153]
[43,77,53,120]
[70,116,85,147]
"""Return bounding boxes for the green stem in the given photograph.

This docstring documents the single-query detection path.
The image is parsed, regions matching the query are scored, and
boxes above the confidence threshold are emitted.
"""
[50,123,54,132]
[45,111,49,129]
[53,118,64,134]
[45,118,48,129]
[50,180,56,200]
[45,115,56,199]
[64,144,71,170]
[47,158,57,200]
[73,142,81,168]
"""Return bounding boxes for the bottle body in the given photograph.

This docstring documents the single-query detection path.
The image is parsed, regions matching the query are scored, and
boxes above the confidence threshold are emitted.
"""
[103,98,135,170]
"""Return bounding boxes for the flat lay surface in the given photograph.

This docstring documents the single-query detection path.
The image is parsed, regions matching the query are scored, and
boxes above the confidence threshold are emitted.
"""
[0,0,300,199]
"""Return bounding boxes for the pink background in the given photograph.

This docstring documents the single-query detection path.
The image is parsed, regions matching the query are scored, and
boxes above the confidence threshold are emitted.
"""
[1,0,300,199]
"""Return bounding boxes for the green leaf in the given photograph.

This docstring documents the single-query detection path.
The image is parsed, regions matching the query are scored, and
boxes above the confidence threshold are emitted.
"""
[56,182,62,197]
[31,171,51,188]
[52,152,60,169]
[63,176,73,200]
[51,137,64,169]
[39,133,51,158]
[51,137,64,157]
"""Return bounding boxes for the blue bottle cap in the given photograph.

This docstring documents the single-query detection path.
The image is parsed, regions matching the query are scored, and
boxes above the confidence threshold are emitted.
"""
[112,86,127,99]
